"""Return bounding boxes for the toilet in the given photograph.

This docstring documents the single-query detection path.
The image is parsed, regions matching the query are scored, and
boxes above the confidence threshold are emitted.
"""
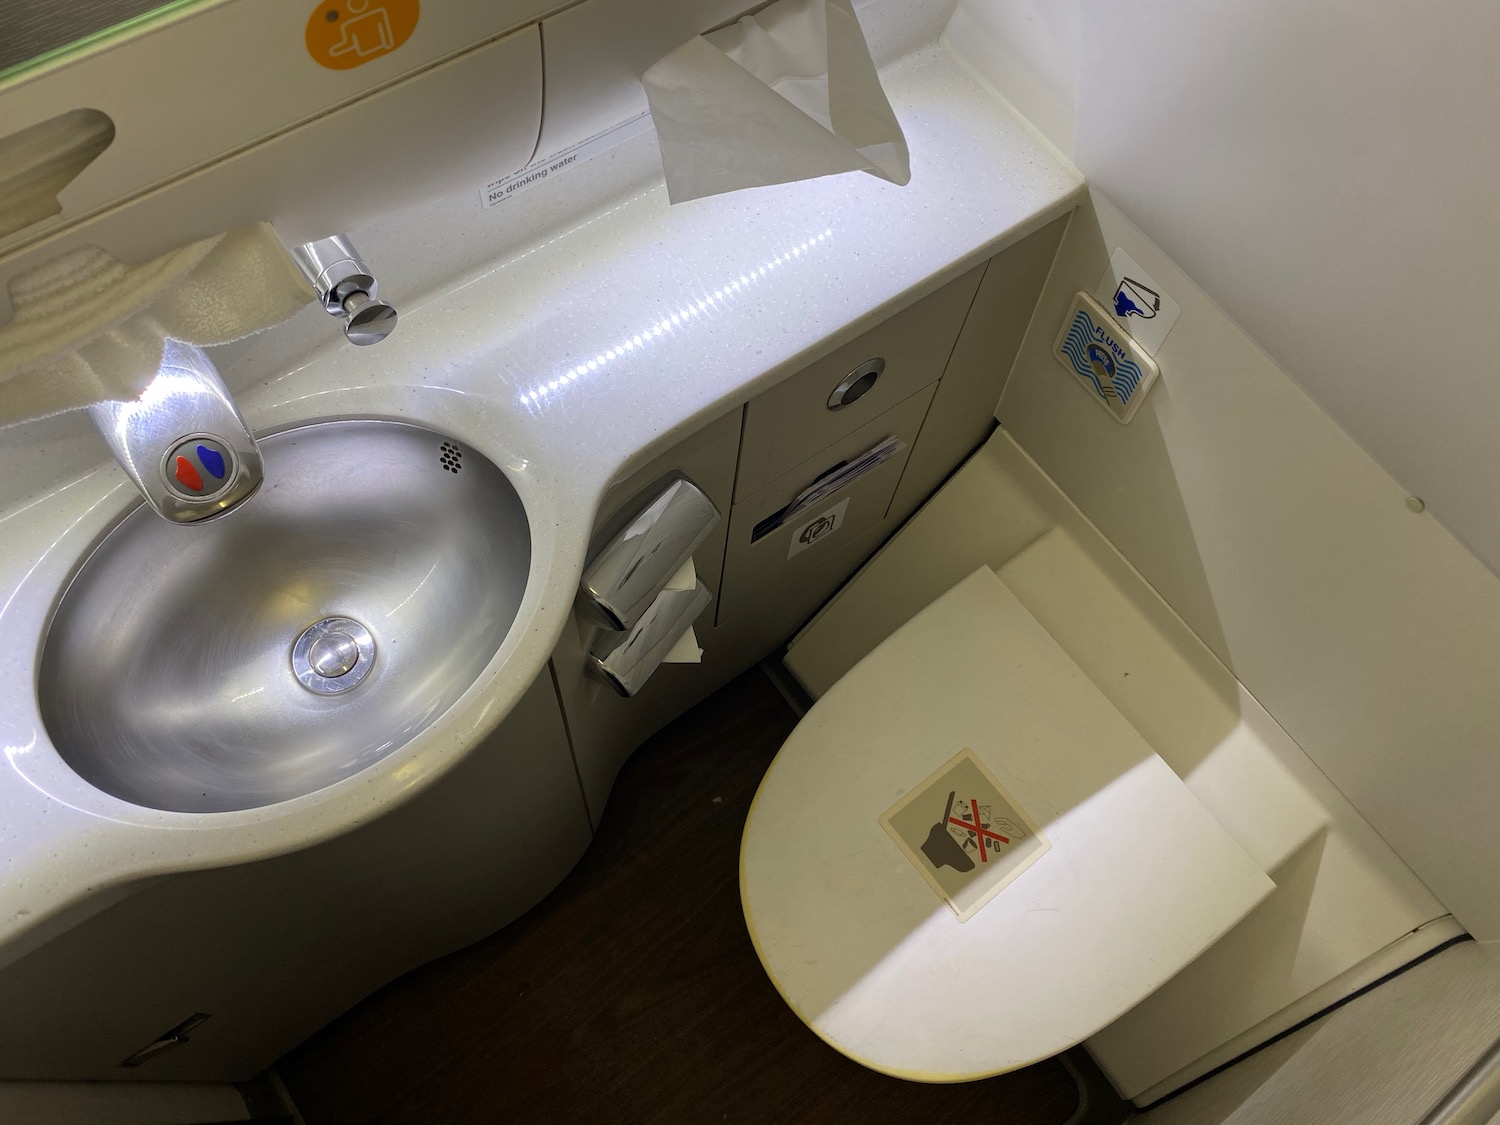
[740,566,1275,1081]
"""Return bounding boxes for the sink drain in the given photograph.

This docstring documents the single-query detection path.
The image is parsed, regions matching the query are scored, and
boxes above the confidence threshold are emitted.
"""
[292,617,375,694]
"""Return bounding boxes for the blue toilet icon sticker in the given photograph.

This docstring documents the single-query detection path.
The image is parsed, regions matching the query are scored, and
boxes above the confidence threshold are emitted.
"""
[1113,276,1161,320]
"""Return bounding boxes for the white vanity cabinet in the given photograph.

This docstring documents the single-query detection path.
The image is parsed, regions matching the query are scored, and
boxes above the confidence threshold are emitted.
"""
[554,215,1069,828]
[0,215,1066,1083]
[0,670,590,1082]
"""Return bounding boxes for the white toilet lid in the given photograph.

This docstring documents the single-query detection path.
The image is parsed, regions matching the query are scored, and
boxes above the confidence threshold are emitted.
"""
[741,567,1272,1081]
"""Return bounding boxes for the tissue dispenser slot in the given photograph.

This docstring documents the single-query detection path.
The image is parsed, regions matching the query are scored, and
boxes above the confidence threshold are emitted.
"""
[750,434,904,543]
[581,475,720,631]
[589,580,712,697]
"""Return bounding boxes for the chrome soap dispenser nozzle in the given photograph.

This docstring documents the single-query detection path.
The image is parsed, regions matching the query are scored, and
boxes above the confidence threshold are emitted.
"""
[290,234,398,346]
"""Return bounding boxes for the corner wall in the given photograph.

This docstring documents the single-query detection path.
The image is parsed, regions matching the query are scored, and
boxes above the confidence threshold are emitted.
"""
[948,0,1500,580]
[998,190,1500,940]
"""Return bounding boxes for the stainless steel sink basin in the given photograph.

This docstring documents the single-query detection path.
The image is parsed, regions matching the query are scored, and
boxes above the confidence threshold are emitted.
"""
[38,419,531,814]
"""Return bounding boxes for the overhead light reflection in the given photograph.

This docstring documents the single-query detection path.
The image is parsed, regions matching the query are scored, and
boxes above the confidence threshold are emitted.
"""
[518,227,835,408]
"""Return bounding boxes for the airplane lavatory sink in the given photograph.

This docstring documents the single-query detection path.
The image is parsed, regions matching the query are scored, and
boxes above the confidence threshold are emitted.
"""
[38,419,531,814]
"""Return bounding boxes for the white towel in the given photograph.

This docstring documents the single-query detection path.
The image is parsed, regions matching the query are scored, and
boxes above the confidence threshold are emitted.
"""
[0,222,313,427]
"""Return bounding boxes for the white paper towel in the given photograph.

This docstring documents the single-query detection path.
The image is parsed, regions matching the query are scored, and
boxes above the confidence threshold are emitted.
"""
[641,0,910,205]
[662,558,704,663]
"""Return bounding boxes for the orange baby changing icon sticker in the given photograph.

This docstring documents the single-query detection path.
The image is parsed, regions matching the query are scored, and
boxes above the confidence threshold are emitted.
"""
[306,0,418,70]
[880,748,1051,922]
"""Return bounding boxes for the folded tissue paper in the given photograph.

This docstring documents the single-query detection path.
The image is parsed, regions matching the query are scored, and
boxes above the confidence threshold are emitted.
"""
[661,557,705,664]
[642,0,910,204]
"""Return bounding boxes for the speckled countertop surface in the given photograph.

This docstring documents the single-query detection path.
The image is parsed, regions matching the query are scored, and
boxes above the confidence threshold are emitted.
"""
[0,30,1082,965]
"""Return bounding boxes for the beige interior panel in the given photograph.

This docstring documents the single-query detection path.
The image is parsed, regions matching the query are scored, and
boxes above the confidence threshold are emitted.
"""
[735,264,983,500]
[719,386,934,626]
[708,521,894,680]
[0,26,545,320]
[889,214,1068,517]
[0,1,550,257]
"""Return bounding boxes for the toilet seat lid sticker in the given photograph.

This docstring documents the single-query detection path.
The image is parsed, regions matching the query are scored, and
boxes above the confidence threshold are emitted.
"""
[879,748,1051,922]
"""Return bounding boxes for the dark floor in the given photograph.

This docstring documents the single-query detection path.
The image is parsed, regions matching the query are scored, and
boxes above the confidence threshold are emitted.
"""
[278,670,1094,1125]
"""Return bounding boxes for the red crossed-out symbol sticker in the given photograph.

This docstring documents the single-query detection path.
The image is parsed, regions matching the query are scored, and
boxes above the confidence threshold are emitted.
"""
[948,797,1009,863]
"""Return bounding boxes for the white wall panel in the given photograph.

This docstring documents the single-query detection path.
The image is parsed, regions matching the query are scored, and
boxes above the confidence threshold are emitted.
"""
[942,0,1078,158]
[999,191,1500,941]
[1073,0,1500,577]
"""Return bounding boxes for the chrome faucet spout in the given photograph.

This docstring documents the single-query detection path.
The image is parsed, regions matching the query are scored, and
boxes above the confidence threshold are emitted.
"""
[87,336,262,523]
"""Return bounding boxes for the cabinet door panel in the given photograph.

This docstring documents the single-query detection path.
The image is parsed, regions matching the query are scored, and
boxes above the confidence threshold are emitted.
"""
[891,216,1069,518]
[736,265,984,500]
[719,386,935,627]
[0,671,588,1082]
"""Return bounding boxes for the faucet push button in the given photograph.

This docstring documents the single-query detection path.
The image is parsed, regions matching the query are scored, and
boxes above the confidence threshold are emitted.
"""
[164,437,236,500]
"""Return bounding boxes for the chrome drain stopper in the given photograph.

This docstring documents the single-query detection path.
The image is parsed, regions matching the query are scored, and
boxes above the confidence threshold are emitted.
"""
[292,616,375,694]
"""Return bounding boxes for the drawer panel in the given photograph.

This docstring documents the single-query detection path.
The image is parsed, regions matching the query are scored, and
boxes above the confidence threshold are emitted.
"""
[735,264,985,500]
[718,386,935,625]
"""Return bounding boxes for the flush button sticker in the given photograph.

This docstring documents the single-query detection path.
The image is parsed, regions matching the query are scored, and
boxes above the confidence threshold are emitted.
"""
[786,498,849,559]
[306,0,419,70]
[1054,291,1162,424]
[880,748,1051,922]
[1094,247,1181,356]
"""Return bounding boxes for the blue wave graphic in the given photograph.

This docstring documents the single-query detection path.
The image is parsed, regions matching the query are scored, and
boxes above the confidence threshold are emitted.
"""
[1058,310,1143,404]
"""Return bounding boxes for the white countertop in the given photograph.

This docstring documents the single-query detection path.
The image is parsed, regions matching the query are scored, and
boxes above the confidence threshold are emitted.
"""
[0,30,1081,967]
